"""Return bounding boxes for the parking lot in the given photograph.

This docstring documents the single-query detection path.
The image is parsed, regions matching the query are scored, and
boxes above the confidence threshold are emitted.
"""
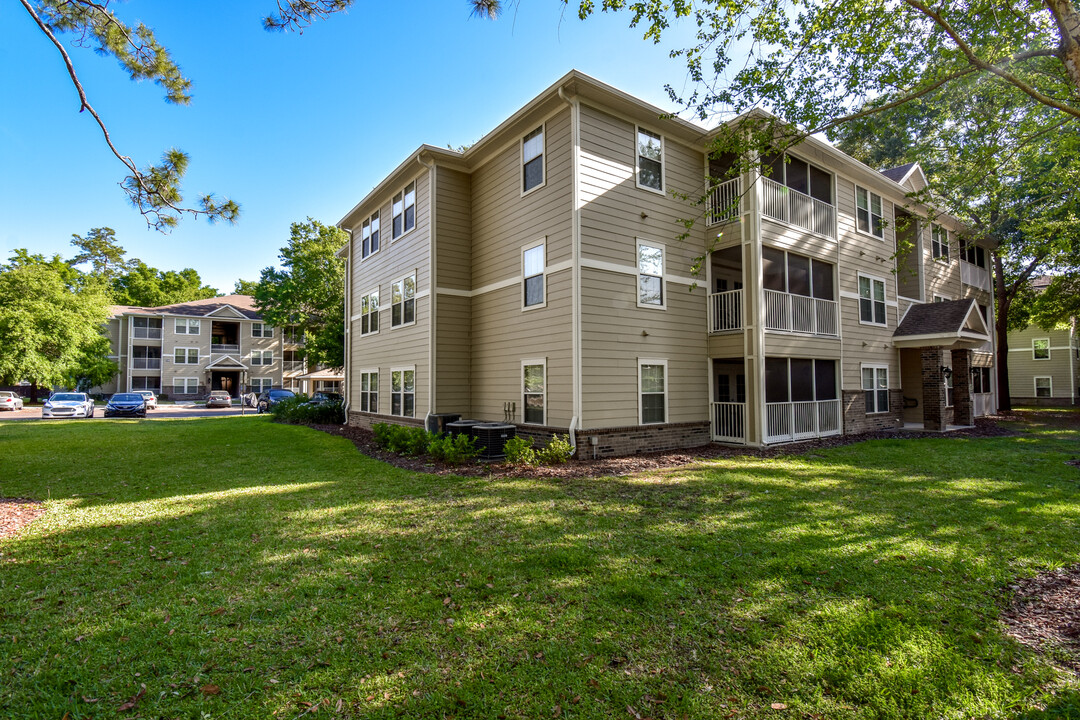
[0,403,258,421]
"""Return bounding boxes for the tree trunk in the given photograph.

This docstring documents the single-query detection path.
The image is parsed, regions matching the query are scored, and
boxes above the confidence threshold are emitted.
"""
[29,382,39,403]
[1046,0,1080,92]
[994,253,1013,412]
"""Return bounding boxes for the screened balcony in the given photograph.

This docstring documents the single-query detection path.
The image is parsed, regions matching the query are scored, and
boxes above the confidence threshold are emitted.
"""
[760,153,835,239]
[708,246,744,334]
[711,358,746,443]
[762,247,838,337]
[764,357,841,443]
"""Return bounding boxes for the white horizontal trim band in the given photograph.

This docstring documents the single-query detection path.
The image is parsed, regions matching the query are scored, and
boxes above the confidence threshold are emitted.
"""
[579,257,698,287]
[435,260,572,299]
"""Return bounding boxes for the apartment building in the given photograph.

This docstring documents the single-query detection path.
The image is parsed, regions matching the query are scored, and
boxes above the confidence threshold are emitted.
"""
[337,71,996,456]
[95,295,339,399]
[1007,278,1079,405]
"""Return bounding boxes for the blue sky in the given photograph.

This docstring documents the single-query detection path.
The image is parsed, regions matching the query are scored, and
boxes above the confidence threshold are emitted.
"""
[1,1,705,292]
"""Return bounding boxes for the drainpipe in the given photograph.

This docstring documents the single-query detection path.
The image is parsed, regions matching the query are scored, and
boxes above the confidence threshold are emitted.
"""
[342,229,353,422]
[418,151,437,431]
[558,83,582,455]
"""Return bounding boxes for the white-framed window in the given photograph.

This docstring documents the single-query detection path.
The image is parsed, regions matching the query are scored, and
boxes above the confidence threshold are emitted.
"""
[858,274,887,325]
[638,358,668,424]
[522,125,545,194]
[972,367,992,395]
[1035,376,1052,398]
[391,273,416,327]
[862,365,889,414]
[251,323,273,338]
[359,370,379,413]
[249,378,273,393]
[251,350,273,366]
[390,367,415,417]
[522,359,546,425]
[933,294,952,303]
[1033,338,1050,360]
[173,347,199,365]
[131,376,160,391]
[174,318,200,335]
[637,241,665,308]
[855,186,884,239]
[173,377,198,394]
[360,289,380,335]
[392,181,416,240]
[960,239,986,268]
[945,364,955,407]
[931,224,950,261]
[636,127,664,193]
[284,326,303,345]
[361,212,381,259]
[522,242,545,309]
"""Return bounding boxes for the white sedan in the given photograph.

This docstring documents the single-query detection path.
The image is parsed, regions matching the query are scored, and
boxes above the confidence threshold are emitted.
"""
[0,391,24,411]
[42,392,95,419]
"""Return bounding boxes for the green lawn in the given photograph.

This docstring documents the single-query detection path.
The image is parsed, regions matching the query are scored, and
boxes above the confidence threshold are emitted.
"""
[1,415,1079,719]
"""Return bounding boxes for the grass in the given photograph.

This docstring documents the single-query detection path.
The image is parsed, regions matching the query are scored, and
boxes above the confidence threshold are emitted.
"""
[1,414,1079,719]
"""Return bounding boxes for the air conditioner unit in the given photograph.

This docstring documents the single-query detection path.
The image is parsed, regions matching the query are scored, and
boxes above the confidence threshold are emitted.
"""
[471,422,516,460]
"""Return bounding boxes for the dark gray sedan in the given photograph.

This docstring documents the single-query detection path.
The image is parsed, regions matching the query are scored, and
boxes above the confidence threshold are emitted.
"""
[104,393,147,418]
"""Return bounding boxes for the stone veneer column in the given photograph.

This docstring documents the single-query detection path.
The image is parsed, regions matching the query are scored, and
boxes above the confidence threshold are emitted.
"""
[951,348,974,426]
[921,346,946,431]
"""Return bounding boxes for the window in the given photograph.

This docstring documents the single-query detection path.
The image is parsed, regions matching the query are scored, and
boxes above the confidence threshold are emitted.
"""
[637,242,664,307]
[639,360,667,424]
[133,317,162,339]
[284,326,303,345]
[251,350,273,366]
[174,318,200,335]
[392,181,416,240]
[862,365,889,414]
[933,294,951,303]
[522,126,544,193]
[945,367,955,408]
[249,378,273,393]
[761,153,834,204]
[1033,338,1050,360]
[391,274,416,327]
[858,275,887,325]
[251,323,273,338]
[173,348,199,365]
[173,377,198,394]
[972,367,992,394]
[764,358,837,403]
[131,376,160,391]
[523,244,545,308]
[761,246,835,299]
[391,368,415,417]
[1035,377,1052,398]
[360,370,378,413]
[931,224,950,261]
[132,346,161,369]
[522,360,546,425]
[960,239,986,268]
[361,290,379,335]
[636,128,664,192]
[855,186,884,239]
[361,212,380,259]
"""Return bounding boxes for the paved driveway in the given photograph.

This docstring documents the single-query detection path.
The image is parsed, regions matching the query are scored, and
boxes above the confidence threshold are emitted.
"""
[0,404,261,421]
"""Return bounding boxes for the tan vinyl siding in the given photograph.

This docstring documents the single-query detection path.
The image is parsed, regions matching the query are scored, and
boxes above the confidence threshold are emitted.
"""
[433,166,474,415]
[435,167,472,291]
[1007,325,1075,401]
[764,334,842,359]
[434,294,471,414]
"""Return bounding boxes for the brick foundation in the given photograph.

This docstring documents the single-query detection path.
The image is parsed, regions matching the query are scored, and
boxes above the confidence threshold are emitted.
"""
[842,389,904,434]
[573,422,711,459]
[347,411,425,431]
[1011,396,1076,407]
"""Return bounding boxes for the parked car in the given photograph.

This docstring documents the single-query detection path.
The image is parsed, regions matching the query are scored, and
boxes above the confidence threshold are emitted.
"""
[257,388,296,413]
[104,393,147,418]
[42,392,94,419]
[134,390,158,410]
[306,392,342,406]
[206,391,233,408]
[0,391,24,411]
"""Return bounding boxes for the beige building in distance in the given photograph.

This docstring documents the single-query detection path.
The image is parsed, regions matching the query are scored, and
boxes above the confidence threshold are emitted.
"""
[1007,278,1079,405]
[336,71,997,457]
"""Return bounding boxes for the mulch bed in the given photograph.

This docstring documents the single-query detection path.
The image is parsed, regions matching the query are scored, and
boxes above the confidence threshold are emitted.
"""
[1002,565,1080,674]
[312,415,1016,480]
[0,498,45,540]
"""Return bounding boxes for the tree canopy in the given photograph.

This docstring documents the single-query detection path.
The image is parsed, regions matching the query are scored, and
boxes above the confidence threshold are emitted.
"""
[254,219,347,371]
[111,262,220,308]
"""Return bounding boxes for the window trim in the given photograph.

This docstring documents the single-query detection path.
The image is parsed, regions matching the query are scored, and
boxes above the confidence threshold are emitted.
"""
[1033,337,1051,360]
[521,124,546,197]
[249,378,273,394]
[638,357,669,425]
[251,349,273,366]
[391,180,417,242]
[522,241,547,311]
[360,288,380,336]
[636,240,666,310]
[521,358,547,426]
[173,347,199,365]
[861,363,890,415]
[390,272,417,329]
[173,377,199,395]
[857,273,888,326]
[635,126,665,195]
[390,365,416,418]
[251,322,274,339]
[360,211,381,260]
[359,368,379,414]
[854,185,885,240]
[931,224,951,262]
[174,318,200,335]
[933,294,952,303]
[1034,376,1053,397]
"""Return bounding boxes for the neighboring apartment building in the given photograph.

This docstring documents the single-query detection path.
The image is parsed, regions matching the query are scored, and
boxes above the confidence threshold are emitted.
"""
[1007,278,1079,405]
[94,295,341,399]
[336,71,996,456]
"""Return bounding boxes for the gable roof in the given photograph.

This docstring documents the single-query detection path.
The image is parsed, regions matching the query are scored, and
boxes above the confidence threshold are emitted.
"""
[893,299,991,348]
[110,295,261,320]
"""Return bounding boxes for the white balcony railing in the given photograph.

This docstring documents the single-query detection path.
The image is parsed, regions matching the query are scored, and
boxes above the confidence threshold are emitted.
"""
[706,177,741,226]
[133,358,161,370]
[763,289,838,336]
[961,261,992,292]
[133,328,162,340]
[765,399,842,443]
[711,402,746,443]
[708,289,743,333]
[761,176,836,239]
[211,343,240,353]
[283,360,304,374]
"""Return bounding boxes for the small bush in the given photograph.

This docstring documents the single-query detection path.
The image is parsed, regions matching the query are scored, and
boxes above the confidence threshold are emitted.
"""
[426,433,481,465]
[502,435,536,465]
[536,434,574,464]
[270,396,345,425]
[371,422,433,455]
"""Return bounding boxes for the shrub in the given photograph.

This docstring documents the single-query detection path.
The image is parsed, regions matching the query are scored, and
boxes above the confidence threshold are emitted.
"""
[535,434,574,464]
[426,433,481,465]
[371,422,433,455]
[270,396,345,425]
[502,435,536,465]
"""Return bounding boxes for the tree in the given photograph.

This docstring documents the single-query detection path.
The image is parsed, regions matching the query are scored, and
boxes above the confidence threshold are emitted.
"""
[0,252,115,390]
[254,219,347,370]
[69,227,133,282]
[112,262,220,308]
[234,279,260,295]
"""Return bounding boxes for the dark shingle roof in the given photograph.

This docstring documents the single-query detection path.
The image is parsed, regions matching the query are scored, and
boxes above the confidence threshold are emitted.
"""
[110,295,260,320]
[894,299,981,338]
[880,162,918,183]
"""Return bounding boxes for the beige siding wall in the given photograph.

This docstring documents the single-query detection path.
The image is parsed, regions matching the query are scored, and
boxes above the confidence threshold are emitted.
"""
[433,166,474,415]
[1008,325,1076,400]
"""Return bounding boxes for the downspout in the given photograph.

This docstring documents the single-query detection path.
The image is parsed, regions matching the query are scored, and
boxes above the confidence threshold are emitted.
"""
[1071,316,1077,406]
[418,151,437,430]
[558,84,582,457]
[341,229,353,422]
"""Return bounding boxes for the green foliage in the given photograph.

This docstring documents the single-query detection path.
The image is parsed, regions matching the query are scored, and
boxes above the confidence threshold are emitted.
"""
[69,227,132,281]
[503,434,575,465]
[234,278,260,295]
[426,433,481,465]
[502,435,537,465]
[111,261,219,307]
[254,218,347,370]
[372,422,434,456]
[269,395,344,425]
